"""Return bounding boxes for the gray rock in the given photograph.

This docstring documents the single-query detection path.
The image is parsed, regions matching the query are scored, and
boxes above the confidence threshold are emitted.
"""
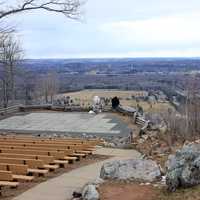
[90,178,105,186]
[100,159,161,182]
[82,184,99,200]
[145,113,163,129]
[166,143,200,191]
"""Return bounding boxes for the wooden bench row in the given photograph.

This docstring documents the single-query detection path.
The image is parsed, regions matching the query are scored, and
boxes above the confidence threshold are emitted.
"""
[0,146,84,160]
[0,136,98,194]
[0,136,101,146]
[0,142,93,156]
[0,170,34,182]
[0,141,93,151]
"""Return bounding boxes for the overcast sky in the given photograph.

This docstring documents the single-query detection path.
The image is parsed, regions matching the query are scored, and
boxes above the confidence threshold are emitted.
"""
[6,0,200,58]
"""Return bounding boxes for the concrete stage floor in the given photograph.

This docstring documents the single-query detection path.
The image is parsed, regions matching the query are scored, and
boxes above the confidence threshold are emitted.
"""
[0,112,131,137]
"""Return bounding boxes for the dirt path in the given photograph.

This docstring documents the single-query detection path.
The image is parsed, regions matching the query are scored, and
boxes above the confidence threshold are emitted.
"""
[12,148,141,200]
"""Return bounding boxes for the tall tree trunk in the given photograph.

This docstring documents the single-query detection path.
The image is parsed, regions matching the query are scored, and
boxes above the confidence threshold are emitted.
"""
[2,80,8,108]
[10,64,15,103]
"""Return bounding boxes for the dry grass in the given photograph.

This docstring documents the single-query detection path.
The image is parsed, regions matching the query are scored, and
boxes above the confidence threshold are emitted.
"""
[121,99,174,113]
[60,89,147,99]
[58,89,173,113]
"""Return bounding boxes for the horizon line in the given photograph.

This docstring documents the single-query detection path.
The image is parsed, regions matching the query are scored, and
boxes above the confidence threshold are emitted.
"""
[23,56,200,60]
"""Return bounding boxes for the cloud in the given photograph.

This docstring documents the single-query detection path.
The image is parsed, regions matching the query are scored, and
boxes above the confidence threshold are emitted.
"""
[99,12,200,49]
[5,0,200,58]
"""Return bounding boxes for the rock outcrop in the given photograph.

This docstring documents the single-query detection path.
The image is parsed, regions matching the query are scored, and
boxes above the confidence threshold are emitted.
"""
[166,143,200,191]
[100,159,161,182]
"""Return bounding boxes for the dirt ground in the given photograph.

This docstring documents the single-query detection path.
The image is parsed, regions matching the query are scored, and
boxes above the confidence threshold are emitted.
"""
[0,154,111,200]
[99,182,157,200]
[99,181,200,200]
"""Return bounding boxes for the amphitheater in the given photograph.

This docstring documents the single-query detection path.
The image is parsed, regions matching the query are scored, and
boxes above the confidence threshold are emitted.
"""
[0,110,135,199]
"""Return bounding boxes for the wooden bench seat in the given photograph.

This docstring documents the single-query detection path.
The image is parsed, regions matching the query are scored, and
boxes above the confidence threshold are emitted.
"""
[0,149,64,160]
[0,142,94,154]
[28,169,48,176]
[0,181,19,187]
[0,138,97,146]
[12,175,34,182]
[0,136,101,146]
[0,163,28,175]
[64,156,77,160]
[44,164,59,171]
[0,170,33,182]
[0,157,48,174]
[0,153,54,165]
[76,150,92,155]
[0,143,91,153]
[71,153,86,159]
[64,156,77,164]
[54,160,68,168]
[0,147,79,161]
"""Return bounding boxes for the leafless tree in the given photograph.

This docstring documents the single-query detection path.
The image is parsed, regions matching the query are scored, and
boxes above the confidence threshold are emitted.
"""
[184,76,200,139]
[35,71,59,104]
[0,0,82,20]
[161,76,200,145]
[47,71,59,103]
[0,33,23,107]
[0,0,83,107]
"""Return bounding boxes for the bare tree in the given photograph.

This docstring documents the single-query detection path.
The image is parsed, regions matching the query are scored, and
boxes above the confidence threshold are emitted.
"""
[35,71,59,104]
[47,71,59,103]
[0,33,22,107]
[184,76,200,139]
[0,0,83,107]
[0,0,82,20]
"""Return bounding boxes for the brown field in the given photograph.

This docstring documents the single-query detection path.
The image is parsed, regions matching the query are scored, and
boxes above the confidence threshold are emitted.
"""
[58,89,174,113]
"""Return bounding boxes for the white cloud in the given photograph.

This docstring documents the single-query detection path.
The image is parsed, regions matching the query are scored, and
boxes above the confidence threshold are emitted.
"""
[5,0,200,58]
[100,13,200,48]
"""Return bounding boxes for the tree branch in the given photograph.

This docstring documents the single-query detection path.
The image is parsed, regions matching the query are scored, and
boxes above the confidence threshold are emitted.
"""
[0,0,82,20]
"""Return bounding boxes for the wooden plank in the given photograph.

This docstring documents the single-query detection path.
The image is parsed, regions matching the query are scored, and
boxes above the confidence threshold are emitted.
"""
[0,158,23,165]
[8,164,28,176]
[44,164,59,171]
[0,171,13,181]
[0,147,72,160]
[12,175,34,182]
[27,169,48,176]
[0,181,19,187]
[76,150,92,155]
[0,157,45,170]
[53,160,68,168]
[0,164,28,176]
[64,156,77,161]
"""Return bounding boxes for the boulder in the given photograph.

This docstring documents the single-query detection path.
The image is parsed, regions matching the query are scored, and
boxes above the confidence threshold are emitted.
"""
[100,159,161,182]
[82,184,99,200]
[166,143,200,191]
